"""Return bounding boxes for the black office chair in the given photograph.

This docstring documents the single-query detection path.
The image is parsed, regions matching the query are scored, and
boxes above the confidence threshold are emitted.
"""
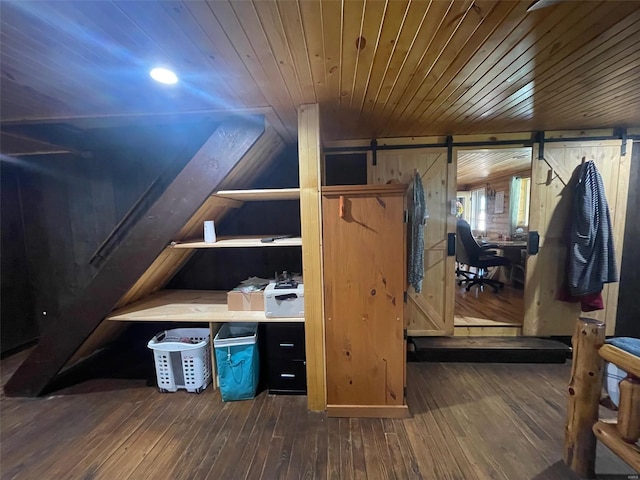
[456,219,510,293]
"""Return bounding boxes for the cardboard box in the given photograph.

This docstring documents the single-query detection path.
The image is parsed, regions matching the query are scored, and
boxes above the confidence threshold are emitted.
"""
[227,290,265,311]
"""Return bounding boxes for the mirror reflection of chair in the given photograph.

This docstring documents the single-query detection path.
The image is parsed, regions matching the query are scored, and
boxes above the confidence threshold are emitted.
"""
[456,219,511,293]
[455,229,477,282]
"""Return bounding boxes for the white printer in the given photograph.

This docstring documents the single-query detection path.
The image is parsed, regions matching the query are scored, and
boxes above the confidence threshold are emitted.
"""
[264,274,304,318]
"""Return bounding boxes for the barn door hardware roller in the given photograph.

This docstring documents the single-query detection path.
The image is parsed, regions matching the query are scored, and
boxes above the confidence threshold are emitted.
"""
[615,127,627,156]
[536,131,545,160]
[371,139,378,166]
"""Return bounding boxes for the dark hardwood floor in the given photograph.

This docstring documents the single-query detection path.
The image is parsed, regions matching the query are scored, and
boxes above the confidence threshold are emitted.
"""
[1,349,633,479]
[455,279,524,327]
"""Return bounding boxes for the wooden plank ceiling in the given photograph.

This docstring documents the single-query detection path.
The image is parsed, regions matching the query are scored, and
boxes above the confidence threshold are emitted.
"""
[1,0,640,141]
[457,148,532,185]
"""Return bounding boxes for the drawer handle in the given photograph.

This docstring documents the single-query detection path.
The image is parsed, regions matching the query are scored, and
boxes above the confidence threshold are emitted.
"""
[280,373,296,378]
[279,343,295,348]
[275,293,298,301]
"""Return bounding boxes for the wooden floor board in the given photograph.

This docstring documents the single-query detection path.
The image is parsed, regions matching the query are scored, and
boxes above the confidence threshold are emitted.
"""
[326,418,341,480]
[97,391,199,479]
[261,435,285,479]
[206,393,267,479]
[361,419,390,479]
[350,418,368,480]
[272,396,305,479]
[312,411,329,480]
[243,396,283,480]
[382,428,410,480]
[338,417,355,480]
[169,398,236,480]
[1,352,634,479]
[284,397,312,480]
[454,280,524,327]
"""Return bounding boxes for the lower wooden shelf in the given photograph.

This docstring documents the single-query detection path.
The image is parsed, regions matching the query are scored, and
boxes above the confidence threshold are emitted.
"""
[106,289,304,323]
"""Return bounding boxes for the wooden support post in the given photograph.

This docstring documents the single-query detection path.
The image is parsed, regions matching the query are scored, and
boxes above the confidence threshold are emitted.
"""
[617,376,640,444]
[298,104,327,411]
[564,317,606,479]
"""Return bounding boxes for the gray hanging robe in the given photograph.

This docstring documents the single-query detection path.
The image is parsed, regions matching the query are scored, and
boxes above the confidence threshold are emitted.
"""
[409,172,428,293]
[568,160,617,297]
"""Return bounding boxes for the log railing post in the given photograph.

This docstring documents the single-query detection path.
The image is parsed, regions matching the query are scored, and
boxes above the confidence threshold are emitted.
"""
[564,317,606,478]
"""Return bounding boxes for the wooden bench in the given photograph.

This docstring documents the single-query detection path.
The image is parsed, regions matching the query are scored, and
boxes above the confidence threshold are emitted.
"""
[564,318,640,477]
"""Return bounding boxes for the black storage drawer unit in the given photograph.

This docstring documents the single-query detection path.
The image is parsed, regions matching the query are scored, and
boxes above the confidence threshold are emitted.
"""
[264,322,306,394]
[265,324,305,360]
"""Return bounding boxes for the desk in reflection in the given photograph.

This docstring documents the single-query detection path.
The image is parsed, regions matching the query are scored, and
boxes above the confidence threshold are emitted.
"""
[480,239,527,286]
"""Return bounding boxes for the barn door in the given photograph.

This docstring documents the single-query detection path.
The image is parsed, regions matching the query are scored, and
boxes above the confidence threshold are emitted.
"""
[369,148,455,336]
[523,140,633,336]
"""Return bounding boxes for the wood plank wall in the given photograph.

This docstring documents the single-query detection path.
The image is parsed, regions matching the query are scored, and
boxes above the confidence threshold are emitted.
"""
[464,170,530,239]
[66,123,286,367]
[0,163,38,353]
[7,122,218,346]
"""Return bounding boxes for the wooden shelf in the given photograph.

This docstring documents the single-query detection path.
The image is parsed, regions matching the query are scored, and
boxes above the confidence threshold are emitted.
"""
[170,236,302,249]
[213,188,300,201]
[107,290,304,323]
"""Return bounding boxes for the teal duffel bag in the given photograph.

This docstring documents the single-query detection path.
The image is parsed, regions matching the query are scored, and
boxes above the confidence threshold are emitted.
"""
[214,323,259,401]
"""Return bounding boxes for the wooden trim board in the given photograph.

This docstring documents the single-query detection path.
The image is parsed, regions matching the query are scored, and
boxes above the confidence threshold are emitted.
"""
[321,184,408,195]
[298,104,326,411]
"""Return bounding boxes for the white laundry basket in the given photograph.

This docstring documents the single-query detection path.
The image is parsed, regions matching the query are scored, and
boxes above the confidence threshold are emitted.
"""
[148,328,211,393]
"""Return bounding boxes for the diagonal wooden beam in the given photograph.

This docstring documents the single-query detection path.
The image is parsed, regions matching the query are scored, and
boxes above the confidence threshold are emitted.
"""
[542,150,574,186]
[4,116,265,397]
[0,131,74,156]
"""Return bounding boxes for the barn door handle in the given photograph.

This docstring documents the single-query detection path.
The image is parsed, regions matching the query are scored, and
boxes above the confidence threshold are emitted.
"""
[339,195,345,218]
[528,231,540,255]
[447,233,456,256]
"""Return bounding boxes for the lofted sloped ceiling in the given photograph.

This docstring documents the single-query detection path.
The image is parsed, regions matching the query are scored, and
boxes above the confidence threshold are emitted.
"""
[457,148,532,186]
[1,0,639,142]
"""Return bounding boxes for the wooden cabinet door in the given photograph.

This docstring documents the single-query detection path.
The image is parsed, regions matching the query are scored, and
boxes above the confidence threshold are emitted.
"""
[524,140,632,336]
[369,149,455,336]
[322,185,406,409]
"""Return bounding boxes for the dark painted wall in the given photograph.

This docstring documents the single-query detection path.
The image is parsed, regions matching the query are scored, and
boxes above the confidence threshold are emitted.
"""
[616,141,640,338]
[1,163,38,353]
[325,153,368,186]
[169,145,303,291]
[0,121,218,352]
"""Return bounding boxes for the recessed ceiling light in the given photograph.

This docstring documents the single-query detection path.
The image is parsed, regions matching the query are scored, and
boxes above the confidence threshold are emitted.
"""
[150,67,178,85]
